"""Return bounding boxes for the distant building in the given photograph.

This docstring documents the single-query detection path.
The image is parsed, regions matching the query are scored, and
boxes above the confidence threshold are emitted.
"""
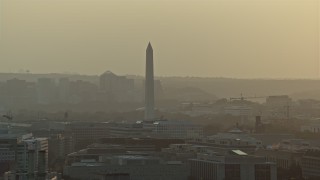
[0,134,19,176]
[36,78,57,104]
[255,149,303,170]
[301,123,320,133]
[98,137,185,152]
[190,129,262,154]
[255,139,318,178]
[180,103,218,117]
[107,120,203,139]
[266,95,292,107]
[57,78,98,104]
[109,120,203,139]
[64,155,189,180]
[251,134,294,147]
[17,137,49,179]
[66,122,110,150]
[69,80,98,103]
[161,144,208,162]
[108,122,151,138]
[148,120,203,139]
[0,133,49,179]
[58,77,71,103]
[0,78,36,108]
[66,144,157,166]
[65,137,185,167]
[301,150,320,179]
[266,95,292,119]
[189,150,277,180]
[255,116,265,133]
[224,105,252,116]
[64,137,189,180]
[49,134,74,165]
[279,139,311,151]
[99,71,134,102]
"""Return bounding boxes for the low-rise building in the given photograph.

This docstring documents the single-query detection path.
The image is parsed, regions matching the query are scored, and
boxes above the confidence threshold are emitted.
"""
[108,122,151,138]
[149,120,203,139]
[64,155,189,180]
[224,105,253,117]
[161,144,208,162]
[189,129,262,154]
[301,123,320,133]
[189,150,277,180]
[279,139,311,151]
[255,149,303,169]
[66,122,110,150]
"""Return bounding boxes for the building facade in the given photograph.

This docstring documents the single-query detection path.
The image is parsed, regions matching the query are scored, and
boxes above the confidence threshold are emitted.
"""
[301,150,320,179]
[190,150,277,180]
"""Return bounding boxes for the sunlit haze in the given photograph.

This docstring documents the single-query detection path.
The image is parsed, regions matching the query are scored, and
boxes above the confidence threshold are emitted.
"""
[0,0,318,78]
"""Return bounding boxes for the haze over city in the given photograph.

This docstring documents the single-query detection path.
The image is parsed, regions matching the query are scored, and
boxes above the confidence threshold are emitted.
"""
[0,0,319,78]
[2,1,320,180]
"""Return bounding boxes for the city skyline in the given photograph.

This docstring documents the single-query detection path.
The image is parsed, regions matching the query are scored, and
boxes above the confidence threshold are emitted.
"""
[1,1,320,180]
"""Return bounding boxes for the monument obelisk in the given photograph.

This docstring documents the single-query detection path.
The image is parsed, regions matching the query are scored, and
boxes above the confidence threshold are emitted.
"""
[144,42,155,120]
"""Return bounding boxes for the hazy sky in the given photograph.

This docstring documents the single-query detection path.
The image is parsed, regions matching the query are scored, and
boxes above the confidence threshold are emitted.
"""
[0,0,318,78]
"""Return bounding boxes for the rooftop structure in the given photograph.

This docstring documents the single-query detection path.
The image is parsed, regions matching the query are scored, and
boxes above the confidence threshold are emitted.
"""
[64,154,189,180]
[190,150,277,180]
[149,120,204,139]
[190,129,262,154]
[279,139,311,151]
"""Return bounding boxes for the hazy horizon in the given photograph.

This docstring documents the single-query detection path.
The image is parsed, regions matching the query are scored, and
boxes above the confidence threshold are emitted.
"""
[0,0,319,78]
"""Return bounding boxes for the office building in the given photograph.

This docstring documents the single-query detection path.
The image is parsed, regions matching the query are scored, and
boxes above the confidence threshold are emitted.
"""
[0,133,49,180]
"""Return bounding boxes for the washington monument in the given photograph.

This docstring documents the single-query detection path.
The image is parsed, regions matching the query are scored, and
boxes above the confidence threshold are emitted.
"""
[145,42,155,120]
